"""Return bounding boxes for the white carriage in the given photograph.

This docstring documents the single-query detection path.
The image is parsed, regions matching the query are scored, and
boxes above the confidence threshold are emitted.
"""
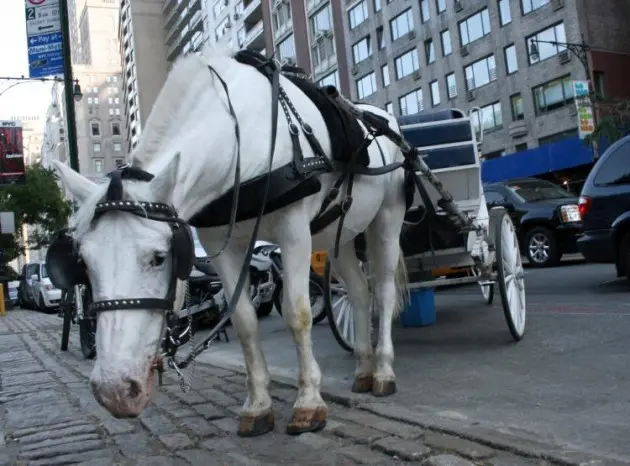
[323,108,527,352]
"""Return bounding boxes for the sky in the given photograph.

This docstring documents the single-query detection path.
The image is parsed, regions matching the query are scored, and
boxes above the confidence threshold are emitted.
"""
[0,0,55,126]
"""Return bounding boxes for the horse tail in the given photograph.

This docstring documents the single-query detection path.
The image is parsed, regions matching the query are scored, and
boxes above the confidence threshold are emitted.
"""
[393,245,410,318]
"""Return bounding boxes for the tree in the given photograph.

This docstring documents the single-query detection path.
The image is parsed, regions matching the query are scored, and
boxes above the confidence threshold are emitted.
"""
[0,162,72,264]
[584,95,630,148]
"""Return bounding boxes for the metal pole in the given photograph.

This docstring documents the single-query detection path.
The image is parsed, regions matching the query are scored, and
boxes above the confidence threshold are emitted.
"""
[58,0,80,173]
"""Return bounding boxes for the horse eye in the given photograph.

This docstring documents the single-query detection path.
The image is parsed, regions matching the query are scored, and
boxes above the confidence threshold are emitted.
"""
[151,253,166,267]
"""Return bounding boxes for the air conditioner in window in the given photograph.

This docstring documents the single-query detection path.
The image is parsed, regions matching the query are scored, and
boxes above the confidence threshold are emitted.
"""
[460,45,469,56]
[552,0,564,10]
[466,90,475,101]
[351,65,359,75]
[408,30,416,40]
[558,50,570,64]
[455,0,463,12]
[412,70,421,80]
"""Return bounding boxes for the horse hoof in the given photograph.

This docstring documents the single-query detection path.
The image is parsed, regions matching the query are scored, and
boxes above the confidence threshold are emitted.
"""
[351,375,374,393]
[286,406,328,435]
[372,379,397,397]
[237,410,275,437]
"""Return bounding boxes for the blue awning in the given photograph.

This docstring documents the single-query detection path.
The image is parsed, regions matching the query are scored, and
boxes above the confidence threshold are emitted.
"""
[480,135,601,183]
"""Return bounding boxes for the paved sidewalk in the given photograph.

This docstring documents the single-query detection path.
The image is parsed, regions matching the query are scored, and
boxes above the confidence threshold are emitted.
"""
[0,310,608,465]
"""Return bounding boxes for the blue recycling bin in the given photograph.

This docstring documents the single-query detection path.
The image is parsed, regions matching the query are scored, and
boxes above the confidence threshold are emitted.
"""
[399,288,436,327]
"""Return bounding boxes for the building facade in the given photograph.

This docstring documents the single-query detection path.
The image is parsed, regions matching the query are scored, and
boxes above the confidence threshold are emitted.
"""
[341,0,630,162]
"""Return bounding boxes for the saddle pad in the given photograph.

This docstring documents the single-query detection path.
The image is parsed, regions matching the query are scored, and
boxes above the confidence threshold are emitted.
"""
[233,50,369,167]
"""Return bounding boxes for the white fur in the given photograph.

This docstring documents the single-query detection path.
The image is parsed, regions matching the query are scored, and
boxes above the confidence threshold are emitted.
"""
[53,44,409,420]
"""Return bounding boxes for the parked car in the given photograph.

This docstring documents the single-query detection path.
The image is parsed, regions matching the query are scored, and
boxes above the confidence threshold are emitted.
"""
[7,281,18,306]
[17,262,61,312]
[577,134,630,283]
[483,178,583,267]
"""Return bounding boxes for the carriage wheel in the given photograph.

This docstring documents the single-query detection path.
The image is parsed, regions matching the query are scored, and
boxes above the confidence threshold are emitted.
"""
[469,267,494,305]
[490,208,526,341]
[323,259,355,353]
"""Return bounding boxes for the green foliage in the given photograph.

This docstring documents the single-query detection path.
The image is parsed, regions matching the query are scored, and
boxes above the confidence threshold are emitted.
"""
[0,163,72,263]
[584,96,630,148]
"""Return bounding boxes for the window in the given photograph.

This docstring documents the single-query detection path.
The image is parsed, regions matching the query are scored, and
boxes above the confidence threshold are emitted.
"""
[399,88,424,116]
[111,122,121,136]
[420,0,430,22]
[385,102,394,115]
[446,73,457,98]
[348,0,368,29]
[593,140,630,186]
[594,71,605,98]
[213,0,227,18]
[108,97,113,104]
[91,122,100,136]
[390,8,413,41]
[381,64,390,87]
[473,102,503,133]
[522,0,550,15]
[272,0,291,32]
[93,159,103,173]
[499,0,512,25]
[441,29,452,56]
[504,44,518,74]
[114,158,125,168]
[318,70,339,88]
[374,0,381,12]
[425,39,435,64]
[93,143,101,153]
[436,0,446,13]
[515,143,528,152]
[311,4,332,36]
[485,190,507,205]
[459,9,490,46]
[94,97,99,105]
[511,93,524,120]
[430,81,440,106]
[109,109,114,116]
[114,142,122,152]
[376,26,385,49]
[277,34,296,62]
[527,23,567,65]
[356,72,377,99]
[352,37,372,64]
[87,97,93,104]
[394,49,419,79]
[533,75,574,114]
[465,55,497,91]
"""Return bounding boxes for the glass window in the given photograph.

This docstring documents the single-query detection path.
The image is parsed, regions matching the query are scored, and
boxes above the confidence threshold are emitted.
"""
[446,72,457,98]
[425,39,435,64]
[348,0,368,29]
[90,122,100,136]
[111,122,121,136]
[465,55,497,90]
[522,0,550,15]
[511,93,524,120]
[390,8,414,41]
[352,37,372,64]
[114,158,125,168]
[499,0,512,25]
[441,29,452,56]
[94,158,103,173]
[430,80,440,106]
[485,189,507,205]
[114,142,122,151]
[593,140,630,186]
[385,102,394,115]
[356,72,377,99]
[394,49,419,79]
[399,88,424,116]
[420,0,430,23]
[374,0,382,12]
[532,75,573,114]
[277,34,296,62]
[505,44,518,74]
[318,70,339,88]
[459,9,491,46]
[436,0,446,13]
[473,102,503,133]
[527,23,567,65]
[93,143,101,152]
[376,26,385,49]
[311,4,332,35]
[381,64,390,87]
[506,179,574,201]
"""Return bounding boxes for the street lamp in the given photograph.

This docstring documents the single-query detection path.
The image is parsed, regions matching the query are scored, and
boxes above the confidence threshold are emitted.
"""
[72,80,83,102]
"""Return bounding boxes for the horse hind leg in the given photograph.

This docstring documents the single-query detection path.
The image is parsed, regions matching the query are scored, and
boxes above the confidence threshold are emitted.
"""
[212,248,274,437]
[328,240,374,393]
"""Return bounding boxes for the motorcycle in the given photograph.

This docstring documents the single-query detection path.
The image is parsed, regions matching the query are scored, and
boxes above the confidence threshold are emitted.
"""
[255,242,327,325]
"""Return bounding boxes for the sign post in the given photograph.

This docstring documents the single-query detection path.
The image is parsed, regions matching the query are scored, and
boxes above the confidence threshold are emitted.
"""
[572,80,595,140]
[24,0,64,79]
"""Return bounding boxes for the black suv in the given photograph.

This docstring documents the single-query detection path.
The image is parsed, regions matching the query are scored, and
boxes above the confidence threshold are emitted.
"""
[577,134,630,283]
[484,178,582,267]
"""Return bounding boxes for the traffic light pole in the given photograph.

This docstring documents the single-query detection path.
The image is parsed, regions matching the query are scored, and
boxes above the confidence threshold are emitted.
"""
[59,0,80,173]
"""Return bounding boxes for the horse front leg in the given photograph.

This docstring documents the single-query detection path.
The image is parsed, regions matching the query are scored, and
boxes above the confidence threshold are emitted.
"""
[278,233,328,434]
[213,249,274,437]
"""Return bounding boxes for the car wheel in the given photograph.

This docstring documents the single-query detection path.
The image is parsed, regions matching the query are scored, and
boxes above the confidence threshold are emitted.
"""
[525,226,559,268]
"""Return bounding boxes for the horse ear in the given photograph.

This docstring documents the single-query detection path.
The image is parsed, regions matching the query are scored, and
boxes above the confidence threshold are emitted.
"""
[52,160,97,204]
[149,152,181,203]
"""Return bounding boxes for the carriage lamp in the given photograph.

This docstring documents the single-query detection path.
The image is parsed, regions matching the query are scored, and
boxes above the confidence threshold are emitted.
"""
[560,205,581,223]
[72,80,83,102]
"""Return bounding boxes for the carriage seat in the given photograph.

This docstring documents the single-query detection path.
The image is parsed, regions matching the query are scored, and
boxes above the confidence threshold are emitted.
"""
[193,258,218,277]
[398,108,466,126]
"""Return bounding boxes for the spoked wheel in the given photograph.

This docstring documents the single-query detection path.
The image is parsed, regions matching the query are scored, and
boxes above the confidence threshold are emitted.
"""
[490,208,526,341]
[469,267,494,305]
[323,259,355,353]
[60,288,74,352]
[78,284,97,360]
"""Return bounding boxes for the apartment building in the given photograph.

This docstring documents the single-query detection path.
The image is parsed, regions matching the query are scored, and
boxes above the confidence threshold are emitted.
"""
[341,0,630,161]
[119,0,169,151]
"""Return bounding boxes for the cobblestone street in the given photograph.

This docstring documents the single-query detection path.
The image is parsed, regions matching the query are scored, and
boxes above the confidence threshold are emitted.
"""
[0,310,589,465]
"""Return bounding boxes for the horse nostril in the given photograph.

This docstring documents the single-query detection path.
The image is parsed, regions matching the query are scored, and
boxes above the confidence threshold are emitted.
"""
[125,378,142,399]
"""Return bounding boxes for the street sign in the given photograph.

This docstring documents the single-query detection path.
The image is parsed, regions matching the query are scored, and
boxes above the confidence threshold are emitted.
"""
[572,80,595,140]
[0,212,16,235]
[0,121,26,186]
[24,0,63,79]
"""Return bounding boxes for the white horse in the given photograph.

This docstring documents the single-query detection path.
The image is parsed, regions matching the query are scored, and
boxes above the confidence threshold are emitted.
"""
[52,45,409,436]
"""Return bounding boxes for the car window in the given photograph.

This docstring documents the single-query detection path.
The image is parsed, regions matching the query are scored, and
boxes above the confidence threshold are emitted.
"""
[485,190,507,205]
[594,139,630,186]
[27,264,37,278]
[505,179,572,202]
[41,264,48,278]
